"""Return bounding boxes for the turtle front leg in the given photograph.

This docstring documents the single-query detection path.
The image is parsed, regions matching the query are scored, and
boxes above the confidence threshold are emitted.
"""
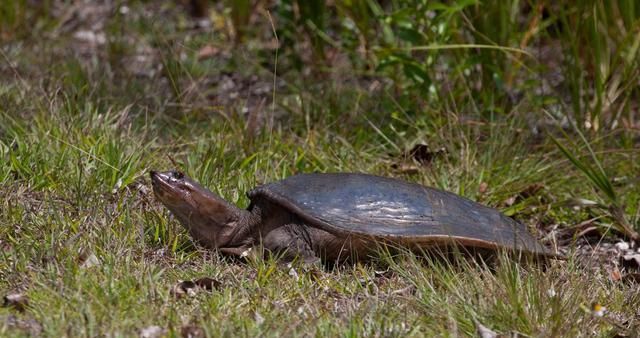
[261,223,320,265]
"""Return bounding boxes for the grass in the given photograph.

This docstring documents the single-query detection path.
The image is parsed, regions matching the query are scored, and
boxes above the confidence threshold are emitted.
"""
[1,0,639,336]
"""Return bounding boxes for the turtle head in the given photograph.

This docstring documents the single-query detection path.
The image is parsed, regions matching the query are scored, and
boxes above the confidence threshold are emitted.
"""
[150,170,247,249]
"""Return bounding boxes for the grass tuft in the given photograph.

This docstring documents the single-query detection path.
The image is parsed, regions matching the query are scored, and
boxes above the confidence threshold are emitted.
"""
[0,1,639,336]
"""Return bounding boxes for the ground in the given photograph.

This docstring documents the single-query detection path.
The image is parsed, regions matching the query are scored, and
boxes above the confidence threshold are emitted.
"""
[1,1,639,336]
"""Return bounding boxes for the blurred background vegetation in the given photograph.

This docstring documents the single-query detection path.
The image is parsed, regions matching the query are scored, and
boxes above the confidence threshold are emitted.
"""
[1,1,640,335]
[2,0,638,127]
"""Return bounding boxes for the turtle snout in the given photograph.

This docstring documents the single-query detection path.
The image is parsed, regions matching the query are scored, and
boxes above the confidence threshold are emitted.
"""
[149,171,188,193]
[150,171,182,204]
[150,171,173,189]
[150,171,178,182]
[149,170,165,184]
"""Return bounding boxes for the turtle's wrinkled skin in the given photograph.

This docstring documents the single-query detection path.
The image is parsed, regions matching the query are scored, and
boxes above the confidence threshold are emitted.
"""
[150,171,551,263]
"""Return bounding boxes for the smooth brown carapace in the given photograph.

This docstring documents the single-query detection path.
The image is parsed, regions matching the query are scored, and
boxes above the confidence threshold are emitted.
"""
[150,170,552,264]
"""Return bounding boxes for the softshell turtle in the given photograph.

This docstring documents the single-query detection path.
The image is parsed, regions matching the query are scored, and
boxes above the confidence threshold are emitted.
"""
[150,171,550,263]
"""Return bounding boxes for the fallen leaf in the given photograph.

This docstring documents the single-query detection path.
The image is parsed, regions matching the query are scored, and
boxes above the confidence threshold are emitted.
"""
[254,311,265,325]
[3,293,28,312]
[390,144,446,172]
[611,267,622,282]
[193,277,221,291]
[240,248,252,258]
[288,266,299,281]
[73,30,106,45]
[390,285,416,296]
[197,45,220,60]
[181,324,205,338]
[478,182,488,194]
[614,241,630,251]
[171,277,221,298]
[407,144,445,165]
[374,269,394,278]
[80,253,101,269]
[475,320,498,338]
[563,198,601,208]
[503,196,517,207]
[140,325,165,338]
[518,183,544,199]
[171,281,195,298]
[621,254,640,270]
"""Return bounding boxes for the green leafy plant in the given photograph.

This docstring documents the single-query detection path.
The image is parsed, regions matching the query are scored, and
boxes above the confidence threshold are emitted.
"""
[550,125,639,240]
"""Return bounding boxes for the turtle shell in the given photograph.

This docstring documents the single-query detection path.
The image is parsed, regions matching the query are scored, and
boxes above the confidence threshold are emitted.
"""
[248,173,549,255]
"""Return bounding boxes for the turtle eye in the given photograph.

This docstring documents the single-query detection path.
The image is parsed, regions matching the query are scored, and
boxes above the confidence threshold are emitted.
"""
[172,171,184,180]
